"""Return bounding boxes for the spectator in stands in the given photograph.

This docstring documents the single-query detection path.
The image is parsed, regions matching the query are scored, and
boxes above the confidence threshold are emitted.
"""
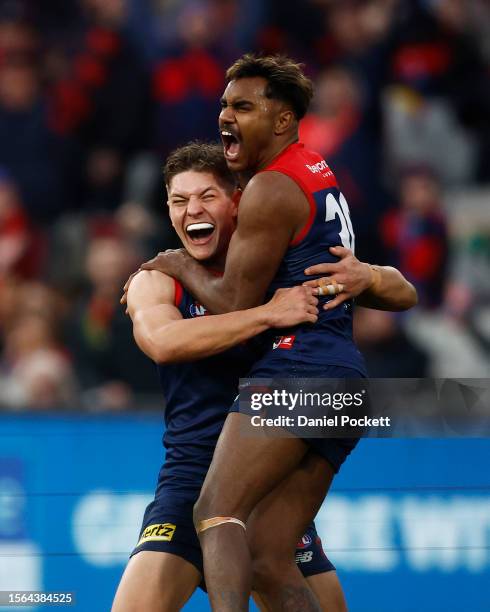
[152,1,240,158]
[0,280,77,409]
[316,0,396,115]
[0,17,69,223]
[66,226,160,410]
[300,66,388,262]
[47,0,150,212]
[354,306,429,377]
[0,275,20,354]
[0,168,31,279]
[115,200,169,261]
[385,0,489,184]
[381,166,449,308]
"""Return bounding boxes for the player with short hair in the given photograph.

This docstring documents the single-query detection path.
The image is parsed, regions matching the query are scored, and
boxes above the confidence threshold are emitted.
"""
[139,55,417,611]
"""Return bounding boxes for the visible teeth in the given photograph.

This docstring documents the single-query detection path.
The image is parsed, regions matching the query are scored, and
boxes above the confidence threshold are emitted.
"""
[186,223,214,232]
[221,131,233,137]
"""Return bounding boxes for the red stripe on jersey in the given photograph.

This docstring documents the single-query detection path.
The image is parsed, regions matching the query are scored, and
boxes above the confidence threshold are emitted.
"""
[232,189,242,206]
[173,278,184,307]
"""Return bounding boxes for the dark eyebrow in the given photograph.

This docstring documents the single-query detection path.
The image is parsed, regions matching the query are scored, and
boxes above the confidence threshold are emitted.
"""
[199,186,218,197]
[234,98,253,106]
[169,192,188,199]
[170,186,217,200]
[221,97,253,108]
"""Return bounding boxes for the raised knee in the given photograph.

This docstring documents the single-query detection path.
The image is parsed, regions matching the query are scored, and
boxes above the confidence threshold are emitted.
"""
[193,491,224,530]
[193,495,208,530]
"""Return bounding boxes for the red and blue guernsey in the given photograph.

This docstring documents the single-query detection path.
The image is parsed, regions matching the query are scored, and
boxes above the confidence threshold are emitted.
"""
[154,280,258,503]
[258,142,366,375]
[143,281,334,573]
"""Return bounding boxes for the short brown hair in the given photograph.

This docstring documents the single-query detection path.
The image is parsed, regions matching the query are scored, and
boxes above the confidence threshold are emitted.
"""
[226,54,313,120]
[164,141,235,191]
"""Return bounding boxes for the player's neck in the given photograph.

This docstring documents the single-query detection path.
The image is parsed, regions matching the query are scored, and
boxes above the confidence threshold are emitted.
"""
[203,254,225,274]
[257,134,299,173]
[236,171,253,189]
[235,134,299,189]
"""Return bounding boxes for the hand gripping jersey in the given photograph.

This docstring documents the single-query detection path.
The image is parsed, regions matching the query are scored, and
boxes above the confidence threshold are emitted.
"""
[260,142,366,374]
[154,280,257,503]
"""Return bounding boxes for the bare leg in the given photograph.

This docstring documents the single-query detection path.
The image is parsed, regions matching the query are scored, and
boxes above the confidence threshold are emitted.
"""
[194,413,312,612]
[307,573,348,612]
[255,573,348,612]
[248,450,334,611]
[112,551,201,612]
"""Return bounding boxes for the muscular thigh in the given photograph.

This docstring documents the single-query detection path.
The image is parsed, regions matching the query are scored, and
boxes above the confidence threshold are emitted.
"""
[198,412,309,519]
[247,450,334,559]
[112,551,201,612]
[307,572,348,612]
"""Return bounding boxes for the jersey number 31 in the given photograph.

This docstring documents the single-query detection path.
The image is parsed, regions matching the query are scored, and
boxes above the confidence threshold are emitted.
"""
[325,192,355,252]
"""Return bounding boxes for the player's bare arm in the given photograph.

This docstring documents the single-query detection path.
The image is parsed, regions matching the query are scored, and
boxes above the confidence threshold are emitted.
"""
[139,171,308,313]
[303,245,418,311]
[127,269,317,364]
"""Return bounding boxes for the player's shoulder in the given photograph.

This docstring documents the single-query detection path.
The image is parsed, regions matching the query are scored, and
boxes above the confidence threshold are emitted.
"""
[237,171,307,237]
[244,168,303,206]
[127,269,176,306]
[279,144,334,178]
[238,171,304,230]
[247,168,294,190]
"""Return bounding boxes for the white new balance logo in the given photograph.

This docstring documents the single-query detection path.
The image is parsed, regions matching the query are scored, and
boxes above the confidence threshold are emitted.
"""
[295,551,313,563]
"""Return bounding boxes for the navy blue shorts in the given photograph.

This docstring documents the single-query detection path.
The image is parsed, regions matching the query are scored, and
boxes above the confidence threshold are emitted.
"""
[230,359,365,473]
[131,497,335,588]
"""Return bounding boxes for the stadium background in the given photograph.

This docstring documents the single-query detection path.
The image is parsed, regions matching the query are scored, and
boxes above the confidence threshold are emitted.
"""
[0,0,488,610]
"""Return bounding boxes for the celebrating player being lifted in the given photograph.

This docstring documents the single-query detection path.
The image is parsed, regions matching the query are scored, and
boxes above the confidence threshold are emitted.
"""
[138,55,417,611]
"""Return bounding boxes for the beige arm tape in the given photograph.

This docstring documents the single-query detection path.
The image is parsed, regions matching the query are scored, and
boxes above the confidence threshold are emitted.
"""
[196,516,246,534]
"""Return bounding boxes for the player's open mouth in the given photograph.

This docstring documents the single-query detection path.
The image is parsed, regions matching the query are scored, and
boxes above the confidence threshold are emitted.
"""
[185,222,215,245]
[221,129,241,161]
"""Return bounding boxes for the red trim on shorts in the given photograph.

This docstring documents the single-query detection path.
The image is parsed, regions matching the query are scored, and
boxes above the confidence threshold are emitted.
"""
[173,278,183,307]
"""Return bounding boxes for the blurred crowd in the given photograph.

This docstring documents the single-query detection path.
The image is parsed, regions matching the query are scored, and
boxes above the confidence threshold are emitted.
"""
[0,0,488,410]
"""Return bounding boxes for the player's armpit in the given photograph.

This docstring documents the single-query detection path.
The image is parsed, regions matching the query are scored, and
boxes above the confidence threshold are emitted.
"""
[175,172,309,313]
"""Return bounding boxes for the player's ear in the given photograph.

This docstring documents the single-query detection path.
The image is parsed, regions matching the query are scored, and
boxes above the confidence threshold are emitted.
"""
[166,200,176,227]
[166,183,175,227]
[274,108,295,135]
